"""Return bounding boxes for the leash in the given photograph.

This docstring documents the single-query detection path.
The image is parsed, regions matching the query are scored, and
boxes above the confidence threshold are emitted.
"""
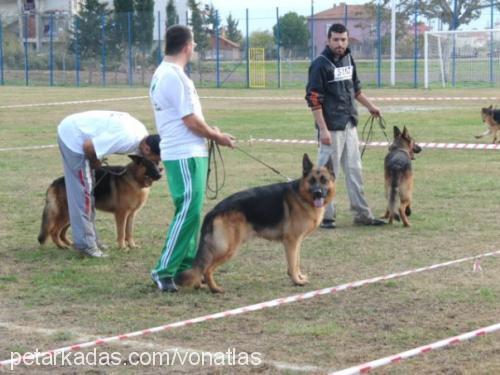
[206,140,226,200]
[91,159,127,194]
[360,115,390,159]
[234,146,292,182]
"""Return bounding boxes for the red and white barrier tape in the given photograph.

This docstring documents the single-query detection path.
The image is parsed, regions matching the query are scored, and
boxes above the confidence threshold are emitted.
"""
[251,138,500,150]
[1,96,496,109]
[0,144,57,152]
[331,322,500,375]
[1,249,499,369]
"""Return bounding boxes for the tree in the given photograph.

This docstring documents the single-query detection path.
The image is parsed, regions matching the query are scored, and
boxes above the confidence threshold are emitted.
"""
[134,0,155,83]
[273,12,309,58]
[166,0,179,27]
[69,0,112,83]
[188,0,210,59]
[249,30,276,59]
[376,0,500,30]
[111,0,134,56]
[205,3,220,33]
[226,13,242,44]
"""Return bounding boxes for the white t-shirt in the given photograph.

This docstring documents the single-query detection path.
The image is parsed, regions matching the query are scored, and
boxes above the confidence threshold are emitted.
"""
[57,111,148,159]
[149,61,207,160]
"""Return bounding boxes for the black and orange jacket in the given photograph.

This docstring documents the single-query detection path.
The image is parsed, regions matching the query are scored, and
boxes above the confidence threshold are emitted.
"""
[305,47,361,131]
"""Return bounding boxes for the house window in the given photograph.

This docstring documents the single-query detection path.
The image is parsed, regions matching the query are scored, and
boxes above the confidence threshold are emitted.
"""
[24,0,36,11]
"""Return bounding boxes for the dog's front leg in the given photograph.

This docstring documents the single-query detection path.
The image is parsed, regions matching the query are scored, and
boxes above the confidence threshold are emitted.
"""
[475,129,490,139]
[125,211,138,248]
[115,210,128,249]
[284,237,308,286]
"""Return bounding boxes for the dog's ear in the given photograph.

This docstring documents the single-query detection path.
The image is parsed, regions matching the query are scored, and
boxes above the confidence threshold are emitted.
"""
[402,126,409,138]
[303,153,313,176]
[393,126,401,138]
[325,156,335,180]
[128,154,143,164]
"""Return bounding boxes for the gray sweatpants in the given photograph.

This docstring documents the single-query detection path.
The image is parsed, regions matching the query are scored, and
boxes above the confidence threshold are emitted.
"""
[57,136,98,251]
[317,123,374,222]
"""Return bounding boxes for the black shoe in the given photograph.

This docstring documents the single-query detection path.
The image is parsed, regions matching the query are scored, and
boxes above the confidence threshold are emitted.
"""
[354,217,386,226]
[320,219,336,229]
[155,277,178,293]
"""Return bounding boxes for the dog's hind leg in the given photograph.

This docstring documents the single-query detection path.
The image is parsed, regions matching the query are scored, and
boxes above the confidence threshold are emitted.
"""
[59,223,72,248]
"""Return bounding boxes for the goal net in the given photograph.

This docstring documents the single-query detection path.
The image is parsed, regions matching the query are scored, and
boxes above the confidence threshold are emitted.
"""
[424,29,500,88]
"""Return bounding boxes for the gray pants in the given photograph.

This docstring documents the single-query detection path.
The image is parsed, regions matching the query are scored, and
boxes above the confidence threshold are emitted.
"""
[317,123,374,222]
[57,136,98,250]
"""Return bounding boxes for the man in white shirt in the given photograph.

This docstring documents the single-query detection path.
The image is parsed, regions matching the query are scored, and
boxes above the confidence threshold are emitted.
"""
[57,110,161,257]
[150,25,234,292]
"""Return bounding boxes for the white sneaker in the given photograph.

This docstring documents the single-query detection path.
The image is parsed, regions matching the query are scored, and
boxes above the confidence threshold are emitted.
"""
[79,246,108,258]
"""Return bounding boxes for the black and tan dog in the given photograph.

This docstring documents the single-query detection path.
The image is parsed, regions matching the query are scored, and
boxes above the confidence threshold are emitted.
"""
[177,153,335,293]
[38,155,162,249]
[382,126,422,227]
[475,105,500,143]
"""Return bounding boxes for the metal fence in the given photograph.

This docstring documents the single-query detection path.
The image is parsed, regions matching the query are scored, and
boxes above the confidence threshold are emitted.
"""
[0,2,499,89]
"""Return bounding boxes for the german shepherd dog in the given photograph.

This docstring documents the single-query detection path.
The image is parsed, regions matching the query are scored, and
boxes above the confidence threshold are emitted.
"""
[177,154,335,293]
[475,105,500,143]
[383,126,422,227]
[38,155,162,249]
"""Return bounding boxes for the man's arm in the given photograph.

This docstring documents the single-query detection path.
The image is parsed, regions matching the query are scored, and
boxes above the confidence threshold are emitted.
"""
[356,91,382,117]
[182,114,234,147]
[82,139,101,169]
[306,62,332,145]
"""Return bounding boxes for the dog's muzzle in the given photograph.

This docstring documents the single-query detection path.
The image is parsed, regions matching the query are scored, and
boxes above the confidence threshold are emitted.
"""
[311,186,327,208]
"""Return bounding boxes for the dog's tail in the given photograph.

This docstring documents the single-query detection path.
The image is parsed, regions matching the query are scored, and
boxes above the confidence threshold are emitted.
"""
[176,212,216,288]
[38,184,56,244]
[388,171,400,221]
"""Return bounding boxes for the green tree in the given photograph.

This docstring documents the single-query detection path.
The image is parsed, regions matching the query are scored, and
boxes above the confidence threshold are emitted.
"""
[273,12,309,58]
[69,0,112,83]
[188,0,210,59]
[166,0,179,27]
[111,0,134,58]
[249,30,275,59]
[226,13,242,44]
[134,0,155,83]
[205,3,220,33]
[376,0,499,30]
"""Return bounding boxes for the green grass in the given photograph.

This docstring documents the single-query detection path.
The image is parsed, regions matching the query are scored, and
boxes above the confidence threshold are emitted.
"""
[1,86,500,373]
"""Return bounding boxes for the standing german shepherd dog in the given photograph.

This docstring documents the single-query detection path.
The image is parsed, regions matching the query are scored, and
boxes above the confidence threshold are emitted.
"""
[177,154,335,293]
[38,155,162,249]
[475,105,500,144]
[383,126,422,227]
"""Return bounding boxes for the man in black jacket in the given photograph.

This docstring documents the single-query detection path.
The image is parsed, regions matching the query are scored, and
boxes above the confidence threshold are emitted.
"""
[305,23,385,229]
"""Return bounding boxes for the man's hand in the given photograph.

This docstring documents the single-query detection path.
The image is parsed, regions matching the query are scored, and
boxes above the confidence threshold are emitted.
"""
[368,105,382,117]
[216,132,236,148]
[319,128,332,145]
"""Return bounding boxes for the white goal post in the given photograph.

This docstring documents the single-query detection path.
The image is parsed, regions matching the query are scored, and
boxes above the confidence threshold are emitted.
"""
[424,29,500,88]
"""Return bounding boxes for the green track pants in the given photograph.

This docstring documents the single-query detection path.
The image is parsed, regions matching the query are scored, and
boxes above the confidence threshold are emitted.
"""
[151,157,207,281]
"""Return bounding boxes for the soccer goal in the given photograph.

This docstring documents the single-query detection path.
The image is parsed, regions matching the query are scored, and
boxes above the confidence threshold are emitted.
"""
[424,29,500,88]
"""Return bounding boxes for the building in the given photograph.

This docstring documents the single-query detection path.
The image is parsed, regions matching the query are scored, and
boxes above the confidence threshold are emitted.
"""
[307,2,385,59]
[0,0,188,51]
[206,31,241,60]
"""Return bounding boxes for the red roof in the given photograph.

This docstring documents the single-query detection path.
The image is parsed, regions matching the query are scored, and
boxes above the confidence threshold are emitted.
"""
[309,3,370,20]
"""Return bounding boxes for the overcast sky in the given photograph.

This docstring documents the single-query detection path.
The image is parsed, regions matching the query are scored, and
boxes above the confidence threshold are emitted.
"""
[207,0,497,32]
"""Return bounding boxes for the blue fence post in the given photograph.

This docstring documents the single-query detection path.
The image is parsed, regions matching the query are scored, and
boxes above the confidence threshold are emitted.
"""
[310,0,314,61]
[127,11,133,86]
[49,14,54,86]
[101,14,106,86]
[216,10,220,88]
[451,0,457,87]
[376,0,381,88]
[489,0,494,86]
[0,17,3,85]
[75,16,80,87]
[344,3,348,26]
[23,13,29,86]
[276,7,281,88]
[246,8,249,88]
[157,11,162,65]
[414,0,418,88]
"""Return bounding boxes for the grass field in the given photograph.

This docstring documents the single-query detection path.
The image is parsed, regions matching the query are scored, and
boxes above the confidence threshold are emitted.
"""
[1,86,500,374]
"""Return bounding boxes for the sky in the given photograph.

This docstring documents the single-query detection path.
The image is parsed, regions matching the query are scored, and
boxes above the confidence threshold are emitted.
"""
[207,0,499,33]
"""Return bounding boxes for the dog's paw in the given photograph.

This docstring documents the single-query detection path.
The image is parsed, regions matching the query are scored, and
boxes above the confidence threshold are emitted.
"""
[210,286,225,294]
